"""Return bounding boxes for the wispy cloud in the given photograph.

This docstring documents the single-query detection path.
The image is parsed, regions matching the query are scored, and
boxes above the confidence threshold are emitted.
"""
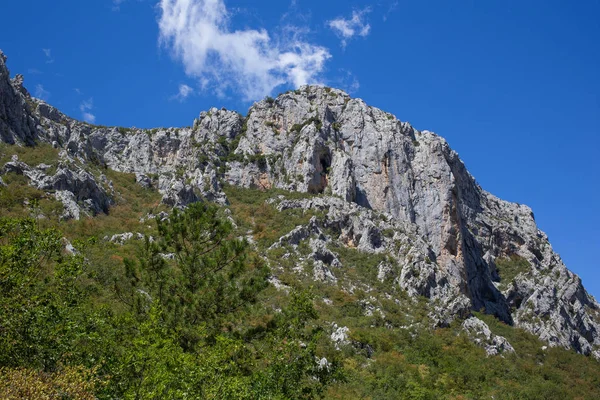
[34,84,50,100]
[42,48,54,64]
[79,98,96,124]
[332,69,360,94]
[171,83,194,102]
[27,68,42,75]
[157,0,331,101]
[383,1,398,22]
[327,8,371,48]
[344,71,360,94]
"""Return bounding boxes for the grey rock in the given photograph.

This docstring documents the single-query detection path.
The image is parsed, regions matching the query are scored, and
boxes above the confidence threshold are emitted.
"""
[1,157,112,218]
[109,232,134,245]
[377,261,394,282]
[0,52,38,145]
[135,173,153,189]
[41,167,112,215]
[313,261,337,283]
[36,163,53,171]
[462,316,515,356]
[317,357,330,371]
[109,232,146,245]
[55,190,81,220]
[331,324,350,349]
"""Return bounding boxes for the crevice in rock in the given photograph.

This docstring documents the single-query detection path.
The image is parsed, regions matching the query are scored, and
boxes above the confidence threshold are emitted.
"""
[307,148,331,194]
[354,186,372,209]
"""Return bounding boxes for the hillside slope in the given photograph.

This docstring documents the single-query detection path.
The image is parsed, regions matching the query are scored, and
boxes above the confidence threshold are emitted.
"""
[1,48,599,363]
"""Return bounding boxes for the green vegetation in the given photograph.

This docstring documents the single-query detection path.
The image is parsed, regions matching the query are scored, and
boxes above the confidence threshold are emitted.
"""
[265,121,280,135]
[328,242,389,287]
[0,173,63,219]
[495,254,531,289]
[291,116,323,134]
[2,143,600,399]
[223,186,600,400]
[0,142,59,170]
[291,123,303,133]
[325,316,600,399]
[224,185,319,248]
[245,153,267,170]
[0,204,338,398]
[308,116,323,131]
[0,143,64,218]
[60,168,164,241]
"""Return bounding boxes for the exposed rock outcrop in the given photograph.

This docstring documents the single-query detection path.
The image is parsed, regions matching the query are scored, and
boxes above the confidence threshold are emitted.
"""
[462,316,515,356]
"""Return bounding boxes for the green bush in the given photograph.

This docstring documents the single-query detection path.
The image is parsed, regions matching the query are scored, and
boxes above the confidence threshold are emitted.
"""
[495,254,531,288]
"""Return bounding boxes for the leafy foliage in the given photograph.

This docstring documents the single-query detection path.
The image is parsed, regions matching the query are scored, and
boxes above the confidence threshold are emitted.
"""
[0,217,93,369]
[0,366,101,400]
[0,200,338,398]
[495,254,531,288]
[120,202,270,348]
[291,116,323,134]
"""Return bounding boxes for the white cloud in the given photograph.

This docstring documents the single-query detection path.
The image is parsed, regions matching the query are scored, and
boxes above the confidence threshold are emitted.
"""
[327,8,371,47]
[112,0,126,11]
[79,98,96,124]
[82,112,96,124]
[34,84,50,100]
[383,1,398,22]
[171,83,194,101]
[157,0,331,101]
[42,48,54,64]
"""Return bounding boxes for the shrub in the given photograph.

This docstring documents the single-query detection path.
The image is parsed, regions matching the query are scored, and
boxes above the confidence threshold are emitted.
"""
[495,254,531,288]
[0,366,100,400]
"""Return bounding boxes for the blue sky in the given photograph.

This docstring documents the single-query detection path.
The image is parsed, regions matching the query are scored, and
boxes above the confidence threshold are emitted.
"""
[1,0,599,298]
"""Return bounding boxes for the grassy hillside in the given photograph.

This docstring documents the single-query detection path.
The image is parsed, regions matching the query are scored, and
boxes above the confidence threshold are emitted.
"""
[0,143,599,399]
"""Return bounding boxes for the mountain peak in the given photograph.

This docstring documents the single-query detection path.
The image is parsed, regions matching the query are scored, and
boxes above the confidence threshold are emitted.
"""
[1,49,599,359]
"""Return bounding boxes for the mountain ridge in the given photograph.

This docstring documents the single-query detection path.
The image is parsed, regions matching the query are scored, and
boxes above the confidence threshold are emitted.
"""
[1,49,599,360]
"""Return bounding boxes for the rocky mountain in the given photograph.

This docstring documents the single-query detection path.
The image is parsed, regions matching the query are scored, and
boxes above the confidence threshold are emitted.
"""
[1,48,599,360]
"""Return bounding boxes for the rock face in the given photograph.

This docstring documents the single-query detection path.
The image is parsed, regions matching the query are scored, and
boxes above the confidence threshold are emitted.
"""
[0,51,38,145]
[0,50,599,357]
[462,317,515,356]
